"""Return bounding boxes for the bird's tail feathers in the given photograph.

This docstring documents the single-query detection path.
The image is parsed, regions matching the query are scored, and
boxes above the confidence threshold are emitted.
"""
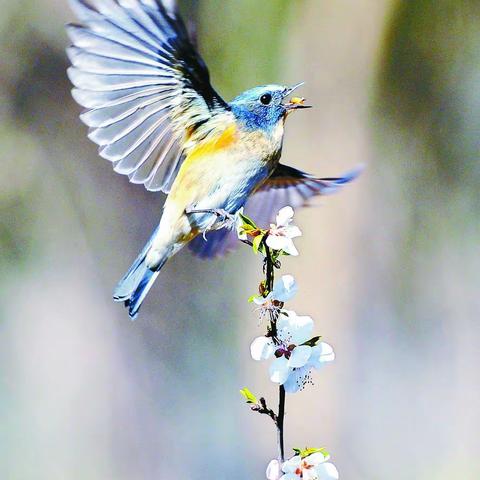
[113,227,169,319]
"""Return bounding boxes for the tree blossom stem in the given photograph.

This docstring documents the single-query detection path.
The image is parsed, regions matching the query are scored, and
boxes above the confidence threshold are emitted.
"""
[264,238,286,464]
[264,242,275,292]
[277,385,286,463]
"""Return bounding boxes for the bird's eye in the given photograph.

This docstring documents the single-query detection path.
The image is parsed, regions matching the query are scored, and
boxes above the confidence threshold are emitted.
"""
[260,93,272,105]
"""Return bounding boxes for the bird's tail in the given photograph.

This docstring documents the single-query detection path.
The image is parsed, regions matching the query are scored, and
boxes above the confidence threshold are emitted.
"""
[113,227,168,319]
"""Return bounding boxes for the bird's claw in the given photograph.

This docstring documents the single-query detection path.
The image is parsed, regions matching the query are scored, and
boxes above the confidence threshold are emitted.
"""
[186,208,237,239]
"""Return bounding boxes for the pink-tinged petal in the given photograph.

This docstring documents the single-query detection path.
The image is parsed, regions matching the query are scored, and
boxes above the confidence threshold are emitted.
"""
[251,336,275,361]
[282,456,302,473]
[289,345,312,368]
[276,206,294,227]
[314,462,339,480]
[266,460,282,480]
[269,356,291,384]
[266,234,290,251]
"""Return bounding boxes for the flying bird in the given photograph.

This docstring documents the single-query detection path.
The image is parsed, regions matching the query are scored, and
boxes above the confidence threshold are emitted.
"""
[66,0,361,319]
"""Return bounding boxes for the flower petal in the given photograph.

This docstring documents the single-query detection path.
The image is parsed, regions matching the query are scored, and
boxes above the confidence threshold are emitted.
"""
[314,462,339,480]
[276,206,294,227]
[284,225,302,239]
[309,343,335,368]
[269,356,291,384]
[289,345,312,368]
[272,275,298,302]
[282,456,302,473]
[282,367,308,394]
[266,460,282,480]
[251,337,275,361]
[281,239,299,256]
[266,234,290,251]
[305,453,327,466]
[253,294,270,305]
[278,311,314,345]
[280,474,299,480]
[302,470,317,480]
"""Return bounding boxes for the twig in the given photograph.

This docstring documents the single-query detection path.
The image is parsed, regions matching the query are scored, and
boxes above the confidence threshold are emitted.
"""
[240,231,287,464]
[251,397,277,423]
[277,385,286,463]
[263,238,286,464]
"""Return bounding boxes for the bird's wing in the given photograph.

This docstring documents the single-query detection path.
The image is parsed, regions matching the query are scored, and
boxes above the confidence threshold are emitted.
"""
[67,0,232,192]
[189,164,363,259]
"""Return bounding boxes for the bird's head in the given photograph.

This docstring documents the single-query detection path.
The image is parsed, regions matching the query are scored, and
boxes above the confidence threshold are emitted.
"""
[230,83,311,133]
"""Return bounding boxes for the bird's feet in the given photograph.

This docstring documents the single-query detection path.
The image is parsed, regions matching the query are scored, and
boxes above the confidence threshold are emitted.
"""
[186,208,237,237]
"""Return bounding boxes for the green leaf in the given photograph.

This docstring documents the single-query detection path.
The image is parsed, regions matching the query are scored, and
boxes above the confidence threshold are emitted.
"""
[238,212,257,229]
[302,336,322,347]
[292,447,328,459]
[248,294,259,303]
[252,234,264,255]
[240,388,258,405]
[271,250,281,264]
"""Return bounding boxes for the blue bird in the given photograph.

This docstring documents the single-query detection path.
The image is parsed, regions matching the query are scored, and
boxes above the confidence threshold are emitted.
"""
[66,0,361,318]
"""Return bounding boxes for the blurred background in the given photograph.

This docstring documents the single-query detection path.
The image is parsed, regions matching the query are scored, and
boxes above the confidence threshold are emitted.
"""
[0,0,479,478]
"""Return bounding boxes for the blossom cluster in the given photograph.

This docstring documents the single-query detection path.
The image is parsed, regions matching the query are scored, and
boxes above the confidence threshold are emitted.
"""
[267,450,339,480]
[250,275,335,393]
[236,206,339,479]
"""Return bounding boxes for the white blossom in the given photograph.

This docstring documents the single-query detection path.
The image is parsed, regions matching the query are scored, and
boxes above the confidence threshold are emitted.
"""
[254,274,298,306]
[250,311,335,392]
[282,342,335,393]
[266,459,282,480]
[252,275,298,322]
[266,206,302,256]
[281,453,339,480]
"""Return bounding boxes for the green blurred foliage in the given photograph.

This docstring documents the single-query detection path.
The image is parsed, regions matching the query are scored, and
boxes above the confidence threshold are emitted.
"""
[379,0,480,192]
[198,0,295,96]
[374,0,480,325]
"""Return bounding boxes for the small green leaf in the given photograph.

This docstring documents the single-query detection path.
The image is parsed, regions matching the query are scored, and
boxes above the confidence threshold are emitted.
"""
[240,388,258,405]
[320,448,329,459]
[292,447,328,459]
[248,294,259,303]
[252,234,264,254]
[302,448,323,458]
[238,212,257,229]
[302,336,322,347]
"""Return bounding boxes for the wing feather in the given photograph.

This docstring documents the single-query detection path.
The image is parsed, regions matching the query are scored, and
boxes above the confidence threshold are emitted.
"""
[67,0,232,193]
[189,164,363,259]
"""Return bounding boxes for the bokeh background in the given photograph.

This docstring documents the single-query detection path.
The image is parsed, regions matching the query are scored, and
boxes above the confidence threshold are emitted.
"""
[1,0,479,478]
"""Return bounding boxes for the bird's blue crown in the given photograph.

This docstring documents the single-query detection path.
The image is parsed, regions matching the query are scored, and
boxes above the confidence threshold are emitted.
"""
[229,84,291,133]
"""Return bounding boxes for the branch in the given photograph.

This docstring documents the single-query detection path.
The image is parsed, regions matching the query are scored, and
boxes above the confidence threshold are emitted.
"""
[277,385,286,463]
[251,397,277,424]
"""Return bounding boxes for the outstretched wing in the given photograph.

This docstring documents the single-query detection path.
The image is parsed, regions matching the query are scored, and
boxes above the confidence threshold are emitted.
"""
[189,164,363,259]
[67,0,232,192]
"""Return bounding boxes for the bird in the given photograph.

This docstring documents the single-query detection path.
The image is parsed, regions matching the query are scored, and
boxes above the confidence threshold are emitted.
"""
[66,0,361,319]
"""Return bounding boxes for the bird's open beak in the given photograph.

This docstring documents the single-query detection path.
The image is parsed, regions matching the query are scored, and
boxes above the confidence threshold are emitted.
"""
[283,82,312,111]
